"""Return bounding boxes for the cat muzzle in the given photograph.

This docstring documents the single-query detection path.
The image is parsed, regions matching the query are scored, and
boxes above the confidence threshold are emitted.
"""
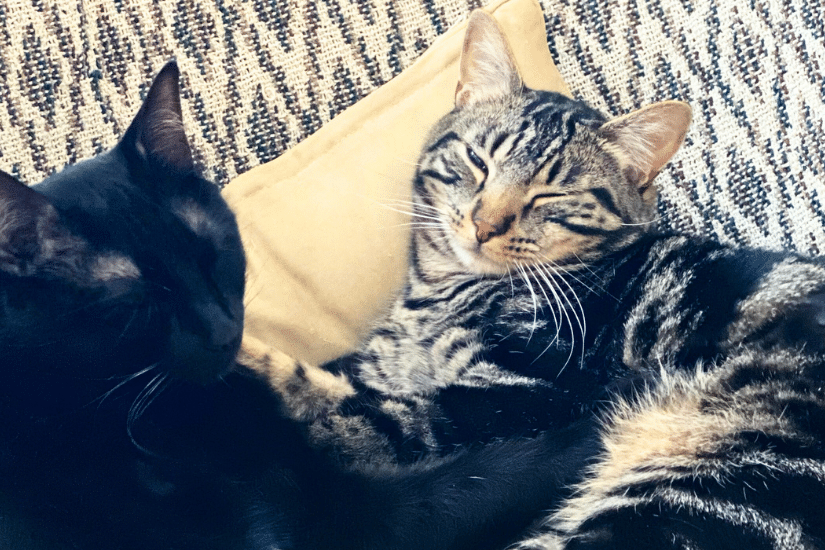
[168,317,242,384]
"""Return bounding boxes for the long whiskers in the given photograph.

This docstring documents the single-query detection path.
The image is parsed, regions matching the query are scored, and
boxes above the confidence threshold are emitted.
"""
[512,260,588,375]
[379,199,449,221]
[526,264,562,349]
[88,364,159,410]
[528,263,577,371]
[542,253,603,296]
[564,251,615,298]
[534,262,586,373]
[515,264,540,342]
[126,371,170,456]
[382,206,444,222]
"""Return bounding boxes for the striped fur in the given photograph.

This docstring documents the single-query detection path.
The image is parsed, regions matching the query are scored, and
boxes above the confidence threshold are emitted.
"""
[516,347,825,549]
[256,12,825,549]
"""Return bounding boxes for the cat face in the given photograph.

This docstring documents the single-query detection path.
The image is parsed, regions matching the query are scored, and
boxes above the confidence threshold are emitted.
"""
[0,62,245,390]
[413,12,692,276]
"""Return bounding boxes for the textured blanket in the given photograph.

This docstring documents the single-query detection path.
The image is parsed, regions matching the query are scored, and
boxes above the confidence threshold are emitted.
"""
[1,0,823,255]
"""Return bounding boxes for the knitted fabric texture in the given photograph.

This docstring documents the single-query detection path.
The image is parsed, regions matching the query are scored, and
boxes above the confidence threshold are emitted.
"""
[0,0,822,252]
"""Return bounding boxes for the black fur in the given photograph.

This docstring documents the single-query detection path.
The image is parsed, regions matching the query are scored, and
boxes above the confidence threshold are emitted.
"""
[0,62,598,550]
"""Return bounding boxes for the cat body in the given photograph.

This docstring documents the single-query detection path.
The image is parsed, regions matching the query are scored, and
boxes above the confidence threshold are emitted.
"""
[0,61,249,549]
[267,12,825,549]
[318,233,825,453]
[0,62,599,550]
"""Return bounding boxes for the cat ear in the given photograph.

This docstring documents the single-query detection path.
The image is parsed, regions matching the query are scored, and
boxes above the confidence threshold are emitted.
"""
[455,11,522,108]
[0,170,62,273]
[121,61,194,173]
[599,101,692,191]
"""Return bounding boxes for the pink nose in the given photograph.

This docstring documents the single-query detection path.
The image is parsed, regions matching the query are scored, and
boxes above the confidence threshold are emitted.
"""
[474,219,500,243]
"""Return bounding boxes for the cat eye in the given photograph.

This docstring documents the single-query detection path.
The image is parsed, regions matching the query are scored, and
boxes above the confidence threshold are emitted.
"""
[465,145,488,174]
[527,192,568,210]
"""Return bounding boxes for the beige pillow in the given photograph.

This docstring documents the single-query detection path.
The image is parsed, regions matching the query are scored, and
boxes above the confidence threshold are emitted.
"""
[223,0,571,367]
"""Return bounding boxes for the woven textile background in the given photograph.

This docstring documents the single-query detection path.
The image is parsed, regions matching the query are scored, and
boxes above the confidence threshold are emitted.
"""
[0,0,823,254]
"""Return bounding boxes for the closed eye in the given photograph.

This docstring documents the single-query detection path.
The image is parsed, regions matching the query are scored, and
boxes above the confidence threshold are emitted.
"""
[465,145,488,174]
[527,192,568,210]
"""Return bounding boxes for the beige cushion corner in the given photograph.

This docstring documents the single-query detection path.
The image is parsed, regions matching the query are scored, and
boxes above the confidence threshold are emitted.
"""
[222,0,571,367]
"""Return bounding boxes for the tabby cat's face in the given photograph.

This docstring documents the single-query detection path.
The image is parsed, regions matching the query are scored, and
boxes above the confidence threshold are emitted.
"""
[413,12,691,276]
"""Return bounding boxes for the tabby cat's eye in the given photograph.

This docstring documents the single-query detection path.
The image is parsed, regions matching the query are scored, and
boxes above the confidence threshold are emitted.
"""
[465,145,488,174]
[528,192,568,209]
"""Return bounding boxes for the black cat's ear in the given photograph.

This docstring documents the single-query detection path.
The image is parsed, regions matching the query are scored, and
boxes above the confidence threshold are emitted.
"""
[0,170,63,274]
[598,101,692,198]
[455,11,522,108]
[121,61,194,173]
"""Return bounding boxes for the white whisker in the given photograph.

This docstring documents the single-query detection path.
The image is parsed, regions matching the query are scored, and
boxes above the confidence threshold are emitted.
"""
[399,222,449,228]
[564,251,614,296]
[620,216,662,227]
[381,198,443,212]
[531,263,574,368]
[516,264,540,342]
[391,156,424,169]
[527,263,562,349]
[538,262,587,373]
[126,372,169,457]
[89,364,158,410]
[541,252,605,297]
[534,264,576,372]
[379,204,444,222]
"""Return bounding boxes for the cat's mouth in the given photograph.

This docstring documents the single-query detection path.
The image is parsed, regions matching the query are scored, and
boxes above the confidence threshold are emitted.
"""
[450,236,513,275]
[168,320,242,384]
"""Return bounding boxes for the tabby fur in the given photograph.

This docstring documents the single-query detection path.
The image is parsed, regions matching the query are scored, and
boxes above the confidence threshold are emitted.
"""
[259,11,825,549]
[0,59,609,550]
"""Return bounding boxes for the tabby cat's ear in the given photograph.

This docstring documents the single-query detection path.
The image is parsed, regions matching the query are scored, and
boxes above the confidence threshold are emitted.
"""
[121,61,194,173]
[598,101,692,192]
[0,170,62,273]
[455,11,522,108]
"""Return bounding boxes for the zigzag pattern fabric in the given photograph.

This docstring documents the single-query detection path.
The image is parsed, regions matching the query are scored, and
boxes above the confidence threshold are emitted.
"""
[0,0,822,254]
[543,0,825,253]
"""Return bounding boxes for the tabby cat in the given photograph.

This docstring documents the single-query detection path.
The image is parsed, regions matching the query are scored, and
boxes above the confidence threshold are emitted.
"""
[264,11,825,549]
[0,61,599,550]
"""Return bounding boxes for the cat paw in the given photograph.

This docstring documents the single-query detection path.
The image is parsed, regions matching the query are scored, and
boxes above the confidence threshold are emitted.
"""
[238,336,355,421]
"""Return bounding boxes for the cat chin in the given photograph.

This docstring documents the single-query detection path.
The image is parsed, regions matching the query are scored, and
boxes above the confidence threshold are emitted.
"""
[450,239,510,275]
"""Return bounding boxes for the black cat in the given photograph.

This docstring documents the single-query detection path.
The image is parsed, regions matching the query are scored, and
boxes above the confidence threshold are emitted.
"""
[0,62,596,550]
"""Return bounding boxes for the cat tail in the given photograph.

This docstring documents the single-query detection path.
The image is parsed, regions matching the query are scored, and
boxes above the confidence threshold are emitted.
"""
[514,347,825,550]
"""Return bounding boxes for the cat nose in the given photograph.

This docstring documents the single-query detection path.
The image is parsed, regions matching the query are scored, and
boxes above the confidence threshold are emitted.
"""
[473,215,513,243]
[169,316,241,384]
[474,219,498,243]
[205,309,243,351]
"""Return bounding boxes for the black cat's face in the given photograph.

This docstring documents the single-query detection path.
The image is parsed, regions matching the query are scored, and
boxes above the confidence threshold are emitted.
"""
[0,62,245,387]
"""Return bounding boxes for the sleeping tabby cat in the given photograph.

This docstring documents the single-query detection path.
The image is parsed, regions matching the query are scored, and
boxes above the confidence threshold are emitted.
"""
[262,11,825,549]
[0,61,599,550]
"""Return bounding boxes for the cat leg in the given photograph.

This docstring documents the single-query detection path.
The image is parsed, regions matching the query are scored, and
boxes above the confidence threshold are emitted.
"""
[238,336,355,422]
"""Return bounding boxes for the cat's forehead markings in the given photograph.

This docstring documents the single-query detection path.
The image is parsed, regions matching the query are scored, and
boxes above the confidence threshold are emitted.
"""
[491,133,520,161]
[173,199,214,237]
[91,254,140,281]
